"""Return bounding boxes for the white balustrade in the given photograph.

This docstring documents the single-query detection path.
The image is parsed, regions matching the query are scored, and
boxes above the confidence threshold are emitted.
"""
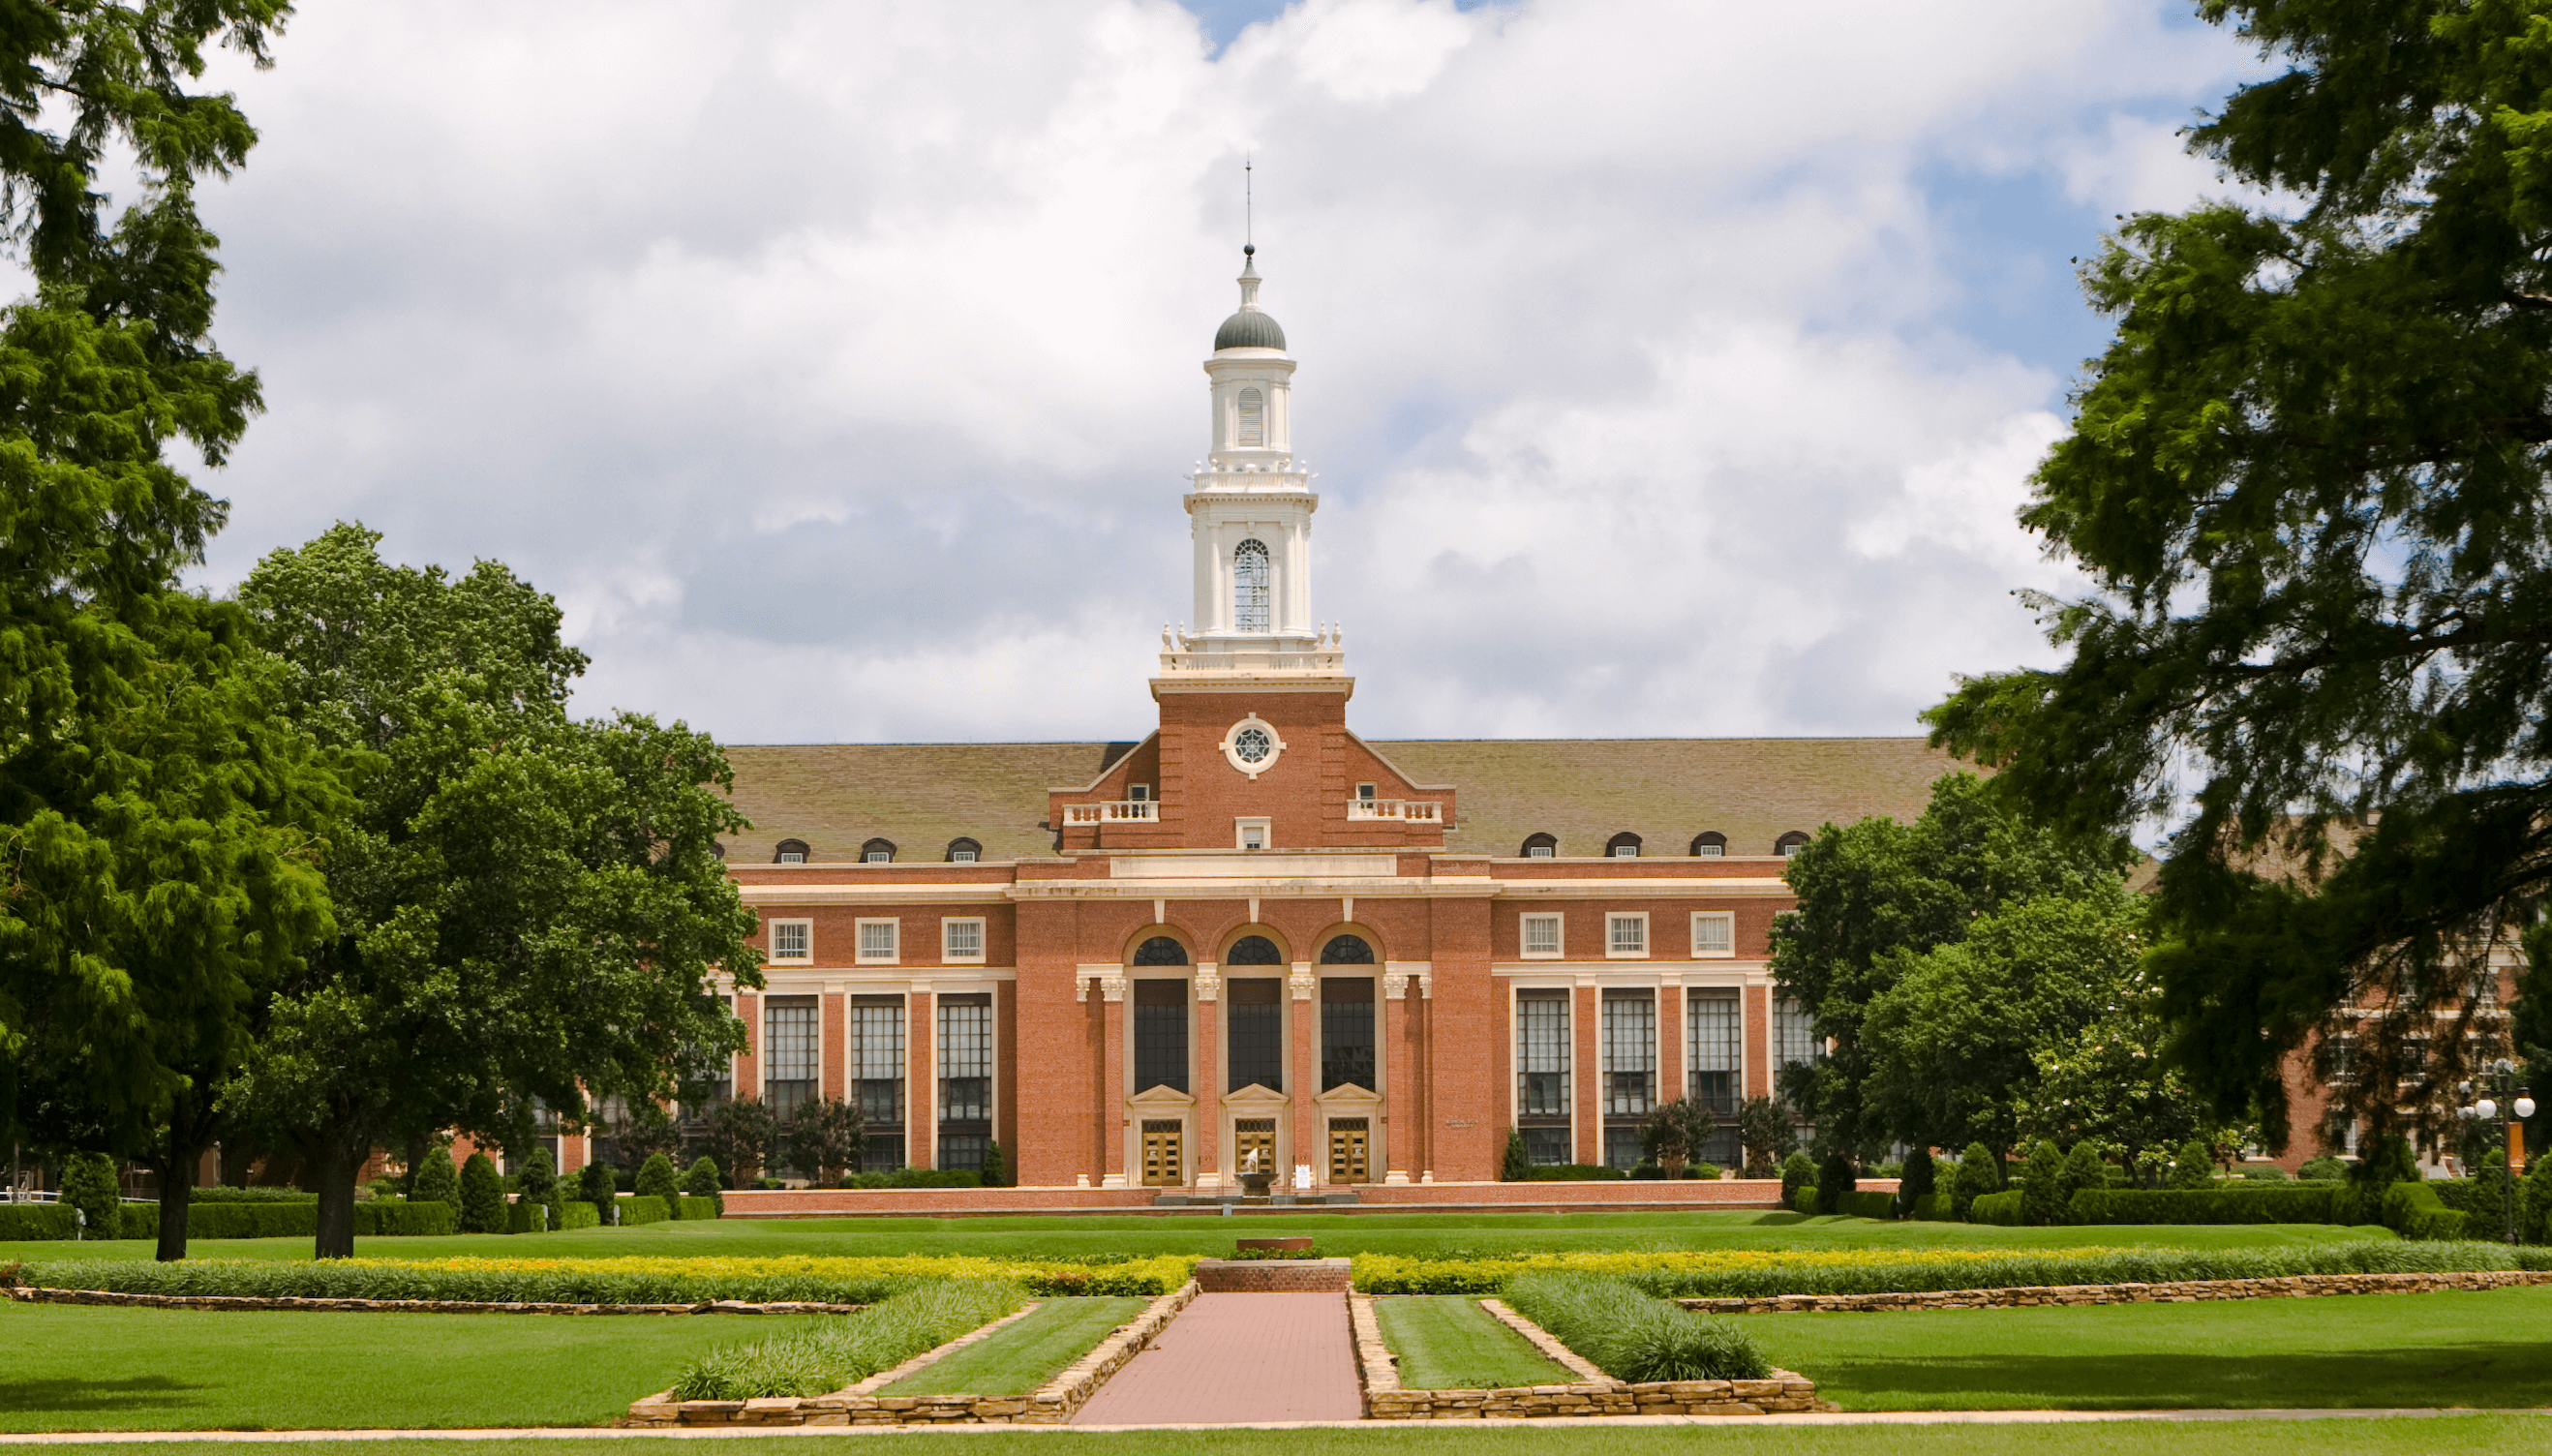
[1347,798,1442,822]
[1064,800,1160,825]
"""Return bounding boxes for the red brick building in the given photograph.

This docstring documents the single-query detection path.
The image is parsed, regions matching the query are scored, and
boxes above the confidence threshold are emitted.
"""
[685,253,1963,1193]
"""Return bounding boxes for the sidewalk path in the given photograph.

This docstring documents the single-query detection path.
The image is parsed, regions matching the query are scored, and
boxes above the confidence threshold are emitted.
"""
[1068,1291,1361,1426]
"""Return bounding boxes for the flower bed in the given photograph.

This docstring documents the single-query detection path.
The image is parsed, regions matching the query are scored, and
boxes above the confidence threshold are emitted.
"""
[1349,1240,2546,1297]
[6,1254,1197,1306]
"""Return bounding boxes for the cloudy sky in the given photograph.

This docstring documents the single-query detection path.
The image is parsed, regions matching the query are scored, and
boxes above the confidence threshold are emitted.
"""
[177,0,2261,745]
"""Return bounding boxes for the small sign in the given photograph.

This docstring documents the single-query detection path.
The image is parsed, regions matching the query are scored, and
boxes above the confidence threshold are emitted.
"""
[1445,1119,1475,1129]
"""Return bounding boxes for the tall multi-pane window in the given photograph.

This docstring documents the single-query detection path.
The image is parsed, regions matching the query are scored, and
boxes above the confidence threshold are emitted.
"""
[1321,977,1377,1091]
[1516,990,1571,1166]
[1134,980,1189,1093]
[1237,386,1264,446]
[1233,539,1272,632]
[1601,990,1655,1169]
[1774,998,1819,1072]
[763,996,819,1128]
[1227,978,1284,1092]
[936,994,992,1171]
[1687,990,1743,1166]
[852,995,906,1171]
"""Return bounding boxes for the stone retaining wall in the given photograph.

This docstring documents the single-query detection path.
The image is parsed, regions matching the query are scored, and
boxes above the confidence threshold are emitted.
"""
[5,1287,862,1317]
[1193,1258,1352,1292]
[1352,1292,1831,1419]
[620,1281,1200,1427]
[1676,1268,2552,1315]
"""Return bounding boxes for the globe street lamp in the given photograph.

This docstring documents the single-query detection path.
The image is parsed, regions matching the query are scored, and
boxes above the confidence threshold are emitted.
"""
[2457,1059,2536,1244]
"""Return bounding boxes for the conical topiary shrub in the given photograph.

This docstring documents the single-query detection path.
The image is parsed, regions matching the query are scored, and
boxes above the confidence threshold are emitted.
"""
[458,1152,506,1233]
[412,1146,461,1208]
[634,1151,681,1213]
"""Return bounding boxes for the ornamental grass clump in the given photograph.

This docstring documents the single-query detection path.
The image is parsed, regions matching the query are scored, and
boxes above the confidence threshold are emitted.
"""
[1503,1272,1770,1383]
[672,1279,1027,1400]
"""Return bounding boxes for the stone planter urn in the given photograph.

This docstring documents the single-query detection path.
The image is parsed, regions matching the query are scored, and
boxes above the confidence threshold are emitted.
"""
[1238,1168,1276,1198]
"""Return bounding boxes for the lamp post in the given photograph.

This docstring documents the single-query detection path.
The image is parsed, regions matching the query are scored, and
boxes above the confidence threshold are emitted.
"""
[2457,1059,2537,1244]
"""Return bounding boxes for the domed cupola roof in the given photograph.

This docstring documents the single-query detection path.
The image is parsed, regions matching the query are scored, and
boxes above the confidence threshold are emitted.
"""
[1214,245,1286,351]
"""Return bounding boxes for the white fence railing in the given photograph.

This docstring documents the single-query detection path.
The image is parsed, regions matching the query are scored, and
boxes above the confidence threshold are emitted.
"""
[1347,799,1443,822]
[1063,800,1160,825]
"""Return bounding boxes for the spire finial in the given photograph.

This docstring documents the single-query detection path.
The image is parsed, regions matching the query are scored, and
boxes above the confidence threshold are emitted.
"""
[1245,153,1253,251]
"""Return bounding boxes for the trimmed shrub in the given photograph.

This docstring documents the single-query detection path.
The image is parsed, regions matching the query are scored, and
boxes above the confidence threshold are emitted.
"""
[635,1152,682,1215]
[2169,1138,2214,1190]
[1504,1272,1770,1382]
[1969,1190,2024,1226]
[191,1186,318,1203]
[1501,1129,1531,1182]
[2067,1185,2355,1226]
[2298,1155,2349,1182]
[60,1154,120,1239]
[183,1202,316,1240]
[459,1153,506,1233]
[1814,1153,1856,1215]
[1794,1186,1816,1212]
[1838,1190,1895,1221]
[1951,1142,2000,1222]
[619,1195,672,1225]
[1896,1147,1936,1217]
[557,1200,602,1231]
[576,1157,619,1211]
[1778,1150,1814,1210]
[1911,1193,1955,1221]
[357,1200,457,1237]
[979,1141,1009,1189]
[2020,1140,2066,1226]
[2526,1150,2552,1245]
[684,1156,723,1199]
[1523,1165,1625,1182]
[412,1148,461,1208]
[678,1195,721,1220]
[1690,1162,1723,1181]
[840,1168,986,1190]
[675,1281,1029,1400]
[2383,1181,2468,1241]
[506,1199,548,1234]
[0,1203,76,1240]
[2059,1142,2106,1210]
[515,1148,561,1229]
[2353,1132,2419,1191]
[119,1203,157,1238]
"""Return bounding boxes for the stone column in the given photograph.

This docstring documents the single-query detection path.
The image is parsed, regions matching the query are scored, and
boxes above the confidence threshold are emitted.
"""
[908,987,936,1169]
[1290,963,1318,1187]
[1193,965,1222,1190]
[1101,976,1129,1187]
[1382,970,1413,1184]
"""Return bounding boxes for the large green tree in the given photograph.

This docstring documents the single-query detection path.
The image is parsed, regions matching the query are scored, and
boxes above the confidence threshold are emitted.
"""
[225,525,761,1257]
[1928,1,2552,1149]
[1769,774,2131,1161]
[0,3,337,1259]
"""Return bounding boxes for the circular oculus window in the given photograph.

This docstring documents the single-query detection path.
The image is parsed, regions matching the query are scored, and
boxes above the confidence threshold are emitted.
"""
[1220,715,1287,779]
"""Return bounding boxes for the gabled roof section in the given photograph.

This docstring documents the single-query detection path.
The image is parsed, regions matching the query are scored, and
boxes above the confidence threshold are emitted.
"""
[719,742,1117,864]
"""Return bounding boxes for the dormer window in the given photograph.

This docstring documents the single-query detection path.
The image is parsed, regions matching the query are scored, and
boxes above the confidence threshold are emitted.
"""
[1689,831,1727,858]
[1521,833,1558,859]
[945,837,982,864]
[1237,387,1264,447]
[1234,538,1271,633]
[1607,833,1642,858]
[774,838,809,864]
[862,837,896,864]
[1776,831,1810,857]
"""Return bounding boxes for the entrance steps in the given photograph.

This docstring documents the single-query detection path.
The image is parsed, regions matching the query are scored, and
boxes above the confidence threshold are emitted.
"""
[1148,1190,1360,1207]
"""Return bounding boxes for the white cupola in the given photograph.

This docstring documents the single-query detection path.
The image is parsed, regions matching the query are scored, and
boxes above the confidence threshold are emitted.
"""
[1161,246,1342,681]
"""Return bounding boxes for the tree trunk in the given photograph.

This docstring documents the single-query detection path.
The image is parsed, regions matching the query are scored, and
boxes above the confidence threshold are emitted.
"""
[148,1086,221,1262]
[309,1135,364,1259]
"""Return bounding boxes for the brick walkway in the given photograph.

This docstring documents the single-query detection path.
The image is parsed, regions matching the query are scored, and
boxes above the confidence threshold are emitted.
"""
[1069,1291,1362,1426]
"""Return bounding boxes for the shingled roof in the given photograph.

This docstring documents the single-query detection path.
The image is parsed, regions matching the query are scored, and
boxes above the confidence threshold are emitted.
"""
[717,737,1964,864]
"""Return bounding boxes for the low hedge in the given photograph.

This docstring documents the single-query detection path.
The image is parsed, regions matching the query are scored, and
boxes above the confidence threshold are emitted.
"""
[559,1200,601,1230]
[1793,1185,1816,1212]
[190,1187,318,1204]
[1525,1165,1629,1182]
[1837,1191,1896,1221]
[10,1252,1200,1303]
[1910,1194,1955,1222]
[5,1198,459,1242]
[619,1195,671,1226]
[840,1168,985,1190]
[1968,1191,2024,1226]
[677,1195,720,1220]
[506,1200,548,1234]
[2068,1186,2355,1226]
[2383,1181,2467,1241]
[0,1203,76,1240]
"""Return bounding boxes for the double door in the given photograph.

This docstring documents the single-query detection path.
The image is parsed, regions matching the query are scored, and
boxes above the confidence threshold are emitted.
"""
[1326,1117,1370,1184]
[1140,1120,1184,1187]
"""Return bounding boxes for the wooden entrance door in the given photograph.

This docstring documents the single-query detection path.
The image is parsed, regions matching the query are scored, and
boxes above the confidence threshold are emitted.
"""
[1233,1118,1277,1176]
[1326,1117,1370,1184]
[1140,1120,1185,1187]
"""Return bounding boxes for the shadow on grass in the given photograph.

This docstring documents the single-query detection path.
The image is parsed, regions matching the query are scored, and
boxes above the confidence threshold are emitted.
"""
[1814,1343,2552,1410]
[0,1374,207,1414]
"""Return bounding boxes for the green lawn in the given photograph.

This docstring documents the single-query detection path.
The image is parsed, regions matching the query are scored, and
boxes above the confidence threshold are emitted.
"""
[0,1301,822,1432]
[1373,1294,1577,1389]
[878,1295,1147,1395]
[1745,1286,2552,1410]
[67,1416,2552,1454]
[0,1210,2389,1265]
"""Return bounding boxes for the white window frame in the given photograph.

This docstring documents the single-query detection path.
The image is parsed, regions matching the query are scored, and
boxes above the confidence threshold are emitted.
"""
[769,919,812,963]
[1689,912,1736,958]
[1527,843,1556,859]
[1355,782,1377,800]
[1520,913,1564,959]
[1607,912,1650,959]
[941,917,987,964]
[855,918,900,965]
[1128,783,1151,802]
[1235,816,1271,851]
[950,848,977,864]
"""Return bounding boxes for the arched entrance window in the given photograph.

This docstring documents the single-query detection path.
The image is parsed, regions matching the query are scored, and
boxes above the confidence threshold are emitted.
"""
[1226,934,1283,965]
[1132,936,1190,966]
[1234,539,1271,632]
[1320,934,1375,964]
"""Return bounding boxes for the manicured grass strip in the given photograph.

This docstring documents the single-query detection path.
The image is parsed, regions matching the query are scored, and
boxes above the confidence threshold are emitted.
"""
[1504,1272,1769,1382]
[0,1300,824,1432]
[66,1415,2552,1456]
[0,1210,2390,1266]
[674,1280,1028,1399]
[878,1295,1146,1395]
[1354,1240,2535,1297]
[1374,1295,1578,1390]
[1743,1285,2552,1410]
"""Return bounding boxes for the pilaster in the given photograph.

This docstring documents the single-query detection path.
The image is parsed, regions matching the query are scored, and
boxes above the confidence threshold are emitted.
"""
[1194,965,1223,1190]
[1290,963,1318,1186]
[1382,970,1412,1184]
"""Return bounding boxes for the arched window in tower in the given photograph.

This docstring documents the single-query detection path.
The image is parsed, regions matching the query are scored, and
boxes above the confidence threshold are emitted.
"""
[1237,387,1264,447]
[1233,538,1272,632]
